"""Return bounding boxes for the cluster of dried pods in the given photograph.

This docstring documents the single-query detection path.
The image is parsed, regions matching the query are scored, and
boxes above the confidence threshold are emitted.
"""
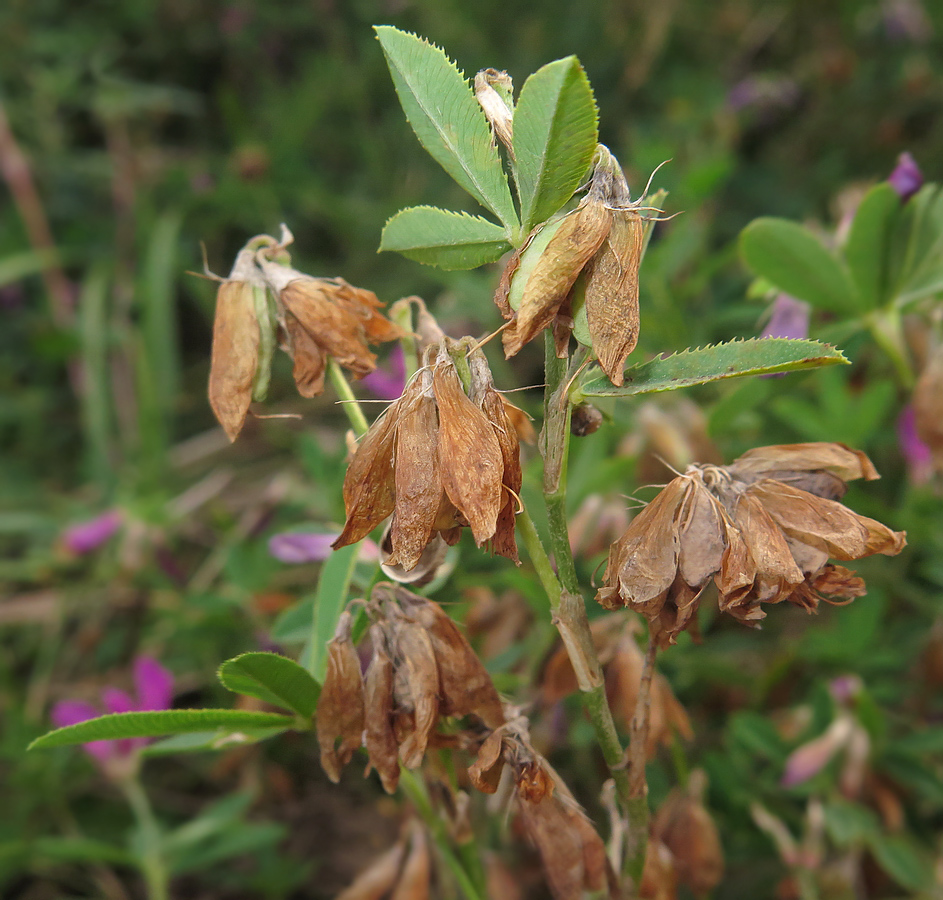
[332,342,525,569]
[207,234,402,440]
[598,442,907,647]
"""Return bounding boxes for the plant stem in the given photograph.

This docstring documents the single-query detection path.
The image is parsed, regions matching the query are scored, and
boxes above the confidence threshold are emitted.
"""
[399,769,485,900]
[120,775,169,900]
[327,358,370,437]
[532,334,639,858]
[866,307,914,389]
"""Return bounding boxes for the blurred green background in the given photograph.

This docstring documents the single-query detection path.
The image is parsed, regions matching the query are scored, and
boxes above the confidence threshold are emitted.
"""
[2,0,942,897]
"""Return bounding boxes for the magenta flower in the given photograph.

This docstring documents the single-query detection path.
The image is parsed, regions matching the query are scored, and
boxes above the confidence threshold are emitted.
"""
[360,344,406,400]
[62,510,123,555]
[897,404,934,483]
[268,530,380,563]
[51,657,174,767]
[761,294,810,341]
[888,152,924,202]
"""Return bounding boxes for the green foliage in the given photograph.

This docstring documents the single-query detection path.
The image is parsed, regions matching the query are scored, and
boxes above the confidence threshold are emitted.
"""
[374,27,519,234]
[217,652,320,718]
[513,56,598,231]
[578,338,848,398]
[29,710,298,750]
[379,207,510,269]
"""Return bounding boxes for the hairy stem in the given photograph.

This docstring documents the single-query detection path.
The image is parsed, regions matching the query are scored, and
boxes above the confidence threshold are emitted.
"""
[327,358,370,437]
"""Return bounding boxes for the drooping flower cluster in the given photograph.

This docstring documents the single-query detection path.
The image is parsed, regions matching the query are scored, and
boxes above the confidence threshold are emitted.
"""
[207,233,403,441]
[597,443,906,647]
[316,584,505,793]
[332,341,523,569]
[494,145,653,384]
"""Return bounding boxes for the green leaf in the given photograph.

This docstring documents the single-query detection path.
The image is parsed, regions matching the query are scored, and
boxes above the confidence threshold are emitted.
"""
[843,183,900,310]
[142,727,290,756]
[271,594,315,644]
[894,184,943,304]
[740,217,858,314]
[217,652,320,718]
[29,710,297,750]
[374,26,518,232]
[305,542,359,682]
[866,833,934,891]
[513,56,597,232]
[379,206,510,269]
[578,338,848,398]
[824,797,879,845]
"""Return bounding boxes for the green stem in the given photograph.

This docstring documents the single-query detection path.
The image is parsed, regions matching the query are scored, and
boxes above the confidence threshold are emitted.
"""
[120,775,169,900]
[398,770,485,900]
[327,358,370,437]
[529,334,639,875]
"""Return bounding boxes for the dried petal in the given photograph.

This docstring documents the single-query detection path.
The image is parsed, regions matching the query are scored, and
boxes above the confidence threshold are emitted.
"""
[748,481,906,559]
[387,376,441,570]
[283,310,327,398]
[208,280,260,441]
[394,622,440,769]
[333,402,400,549]
[432,360,504,545]
[316,612,365,782]
[364,627,400,794]
[390,823,431,900]
[332,278,406,346]
[468,727,506,794]
[335,840,406,900]
[727,442,880,485]
[584,210,645,385]
[503,202,612,357]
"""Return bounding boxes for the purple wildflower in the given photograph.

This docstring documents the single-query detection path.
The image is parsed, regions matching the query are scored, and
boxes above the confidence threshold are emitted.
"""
[360,344,406,400]
[761,294,810,341]
[897,404,934,483]
[268,530,380,564]
[51,657,174,769]
[62,510,123,555]
[888,152,924,202]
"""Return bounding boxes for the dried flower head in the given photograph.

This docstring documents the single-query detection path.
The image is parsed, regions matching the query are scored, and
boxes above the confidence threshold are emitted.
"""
[259,257,404,395]
[326,583,504,792]
[598,443,906,647]
[333,342,521,570]
[495,145,659,384]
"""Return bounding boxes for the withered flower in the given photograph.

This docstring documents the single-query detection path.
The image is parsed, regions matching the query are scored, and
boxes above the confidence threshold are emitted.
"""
[208,247,265,441]
[913,342,943,469]
[316,611,365,783]
[652,770,724,898]
[258,256,404,396]
[495,145,656,384]
[469,715,617,900]
[598,442,906,647]
[541,615,692,756]
[335,820,431,900]
[337,584,504,793]
[333,343,521,570]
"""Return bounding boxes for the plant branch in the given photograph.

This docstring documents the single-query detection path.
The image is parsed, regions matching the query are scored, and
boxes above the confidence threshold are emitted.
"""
[120,775,169,900]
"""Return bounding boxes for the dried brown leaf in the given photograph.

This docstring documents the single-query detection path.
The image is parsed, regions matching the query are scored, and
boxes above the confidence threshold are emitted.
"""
[584,210,644,385]
[208,280,260,442]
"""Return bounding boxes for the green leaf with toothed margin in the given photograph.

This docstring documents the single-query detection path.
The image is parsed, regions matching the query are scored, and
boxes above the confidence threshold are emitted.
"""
[577,338,848,399]
[380,206,510,269]
[513,56,598,232]
[28,710,297,750]
[375,26,519,234]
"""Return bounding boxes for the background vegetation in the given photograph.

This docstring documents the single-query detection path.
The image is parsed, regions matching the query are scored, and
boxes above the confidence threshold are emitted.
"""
[2,0,942,897]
